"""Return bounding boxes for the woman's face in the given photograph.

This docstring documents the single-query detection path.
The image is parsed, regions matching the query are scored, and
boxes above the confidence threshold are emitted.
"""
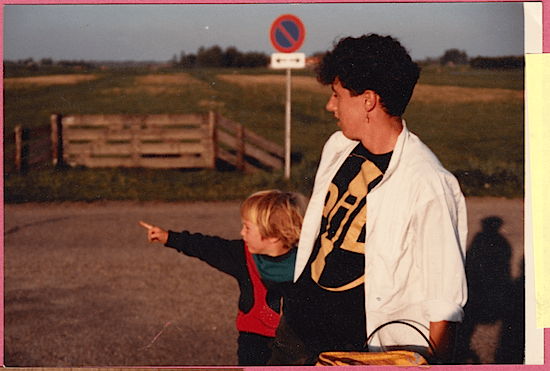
[326,79,367,141]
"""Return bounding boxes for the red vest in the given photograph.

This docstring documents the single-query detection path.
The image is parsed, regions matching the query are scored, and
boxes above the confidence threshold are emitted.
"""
[235,246,281,337]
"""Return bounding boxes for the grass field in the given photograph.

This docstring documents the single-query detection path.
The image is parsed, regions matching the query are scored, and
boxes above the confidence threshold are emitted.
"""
[3,65,524,202]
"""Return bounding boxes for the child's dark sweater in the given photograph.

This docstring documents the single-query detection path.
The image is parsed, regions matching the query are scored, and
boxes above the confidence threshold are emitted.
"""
[165,230,295,337]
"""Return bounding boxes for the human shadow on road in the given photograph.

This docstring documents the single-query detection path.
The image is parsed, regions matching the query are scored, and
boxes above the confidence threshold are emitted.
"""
[455,216,525,364]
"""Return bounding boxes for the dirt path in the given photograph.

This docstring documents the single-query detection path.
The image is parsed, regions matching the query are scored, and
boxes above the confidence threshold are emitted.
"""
[3,197,525,366]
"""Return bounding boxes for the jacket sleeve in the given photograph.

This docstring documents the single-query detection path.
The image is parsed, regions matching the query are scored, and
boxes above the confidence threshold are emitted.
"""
[414,179,468,323]
[165,230,246,279]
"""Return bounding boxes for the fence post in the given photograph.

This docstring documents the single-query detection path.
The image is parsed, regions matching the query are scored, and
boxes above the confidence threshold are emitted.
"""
[15,126,30,173]
[208,111,217,169]
[50,113,63,167]
[15,125,22,171]
[236,123,245,172]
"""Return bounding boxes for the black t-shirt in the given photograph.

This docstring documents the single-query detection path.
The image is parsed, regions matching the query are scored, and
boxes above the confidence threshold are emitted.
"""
[285,142,392,355]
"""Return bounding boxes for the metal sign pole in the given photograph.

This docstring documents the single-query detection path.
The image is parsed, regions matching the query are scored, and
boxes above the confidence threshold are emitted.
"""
[285,67,291,179]
[270,14,305,181]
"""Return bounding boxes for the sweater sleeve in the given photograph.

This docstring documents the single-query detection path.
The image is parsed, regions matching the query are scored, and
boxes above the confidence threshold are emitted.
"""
[165,230,246,279]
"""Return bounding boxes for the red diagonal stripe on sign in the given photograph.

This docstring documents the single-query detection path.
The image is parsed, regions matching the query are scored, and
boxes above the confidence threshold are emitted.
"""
[276,23,298,46]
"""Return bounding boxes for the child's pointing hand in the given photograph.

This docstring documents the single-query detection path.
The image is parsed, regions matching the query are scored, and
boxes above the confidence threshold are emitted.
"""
[140,221,169,244]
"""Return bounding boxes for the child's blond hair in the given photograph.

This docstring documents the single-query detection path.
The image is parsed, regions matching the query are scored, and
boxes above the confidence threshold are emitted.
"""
[240,190,307,250]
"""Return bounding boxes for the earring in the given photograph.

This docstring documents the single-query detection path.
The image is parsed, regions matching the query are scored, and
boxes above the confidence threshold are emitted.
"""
[366,112,370,123]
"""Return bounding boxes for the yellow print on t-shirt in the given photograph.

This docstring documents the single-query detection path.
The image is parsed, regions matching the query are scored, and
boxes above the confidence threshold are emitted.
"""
[311,160,382,291]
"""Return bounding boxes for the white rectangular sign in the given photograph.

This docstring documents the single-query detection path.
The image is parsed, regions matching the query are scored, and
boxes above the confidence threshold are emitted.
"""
[271,53,306,69]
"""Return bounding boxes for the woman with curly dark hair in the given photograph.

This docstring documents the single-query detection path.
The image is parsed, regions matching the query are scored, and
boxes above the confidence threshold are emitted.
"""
[268,34,467,366]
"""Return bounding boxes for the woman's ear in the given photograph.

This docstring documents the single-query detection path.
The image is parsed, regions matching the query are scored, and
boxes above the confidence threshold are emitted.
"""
[362,90,377,112]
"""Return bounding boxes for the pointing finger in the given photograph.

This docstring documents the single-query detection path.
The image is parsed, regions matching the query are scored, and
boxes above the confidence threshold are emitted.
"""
[140,221,153,230]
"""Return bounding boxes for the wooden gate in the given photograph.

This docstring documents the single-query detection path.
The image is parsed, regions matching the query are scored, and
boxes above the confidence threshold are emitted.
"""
[50,112,284,173]
[52,113,217,169]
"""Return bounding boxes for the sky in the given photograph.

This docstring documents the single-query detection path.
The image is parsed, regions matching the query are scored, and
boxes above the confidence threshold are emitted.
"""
[2,2,526,62]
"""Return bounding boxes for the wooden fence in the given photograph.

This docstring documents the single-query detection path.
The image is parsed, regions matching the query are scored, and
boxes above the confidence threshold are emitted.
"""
[215,114,284,173]
[5,112,282,173]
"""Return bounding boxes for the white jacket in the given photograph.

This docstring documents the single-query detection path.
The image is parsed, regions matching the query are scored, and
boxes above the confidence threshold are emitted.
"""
[295,121,468,351]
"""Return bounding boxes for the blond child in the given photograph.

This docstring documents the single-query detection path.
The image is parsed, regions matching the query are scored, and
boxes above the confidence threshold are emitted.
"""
[140,190,306,366]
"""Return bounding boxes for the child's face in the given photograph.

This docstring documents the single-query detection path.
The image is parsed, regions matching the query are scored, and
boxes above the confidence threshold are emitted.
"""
[240,219,269,255]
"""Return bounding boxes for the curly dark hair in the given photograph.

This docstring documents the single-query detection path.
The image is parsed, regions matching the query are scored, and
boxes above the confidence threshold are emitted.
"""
[315,34,420,117]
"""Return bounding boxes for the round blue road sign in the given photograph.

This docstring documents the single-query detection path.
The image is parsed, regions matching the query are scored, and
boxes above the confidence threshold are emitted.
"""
[270,14,305,53]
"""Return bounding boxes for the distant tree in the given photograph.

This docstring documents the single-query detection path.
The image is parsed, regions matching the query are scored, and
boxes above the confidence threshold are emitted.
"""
[196,45,223,67]
[178,51,196,68]
[221,47,242,68]
[440,49,468,66]
[239,52,269,68]
[186,54,197,68]
[19,57,35,66]
[173,45,269,69]
[39,58,53,66]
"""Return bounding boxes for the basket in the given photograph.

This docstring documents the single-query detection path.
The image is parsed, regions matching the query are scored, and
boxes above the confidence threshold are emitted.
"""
[315,320,438,366]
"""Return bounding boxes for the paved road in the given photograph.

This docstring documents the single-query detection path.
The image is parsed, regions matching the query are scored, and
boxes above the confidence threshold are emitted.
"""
[3,197,525,366]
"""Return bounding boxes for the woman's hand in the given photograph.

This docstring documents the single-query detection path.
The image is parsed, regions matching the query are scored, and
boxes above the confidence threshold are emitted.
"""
[429,320,457,364]
[140,221,169,245]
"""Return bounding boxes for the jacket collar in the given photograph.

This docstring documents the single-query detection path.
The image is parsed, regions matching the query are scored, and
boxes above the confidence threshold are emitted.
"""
[379,119,409,182]
[332,119,409,180]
